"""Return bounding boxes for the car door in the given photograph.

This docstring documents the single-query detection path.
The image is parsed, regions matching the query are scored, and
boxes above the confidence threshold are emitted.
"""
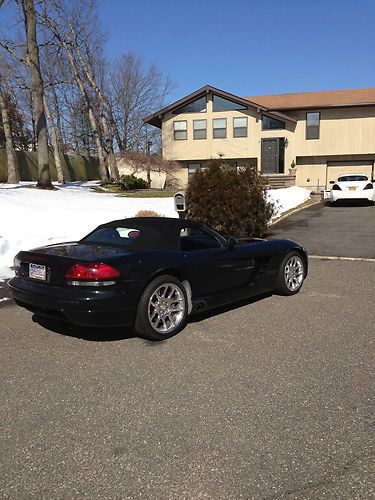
[180,227,255,296]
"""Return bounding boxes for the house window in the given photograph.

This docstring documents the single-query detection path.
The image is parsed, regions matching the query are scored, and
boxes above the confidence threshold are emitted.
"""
[188,163,201,179]
[173,95,207,114]
[174,120,187,140]
[213,118,227,138]
[193,119,207,140]
[306,112,320,139]
[213,94,247,112]
[262,115,285,130]
[233,117,248,137]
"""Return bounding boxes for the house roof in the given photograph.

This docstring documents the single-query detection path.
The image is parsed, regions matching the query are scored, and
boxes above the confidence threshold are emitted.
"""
[144,85,297,128]
[245,88,375,111]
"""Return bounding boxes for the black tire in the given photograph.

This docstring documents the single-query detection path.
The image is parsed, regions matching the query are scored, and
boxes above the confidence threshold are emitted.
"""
[275,251,306,296]
[134,274,188,341]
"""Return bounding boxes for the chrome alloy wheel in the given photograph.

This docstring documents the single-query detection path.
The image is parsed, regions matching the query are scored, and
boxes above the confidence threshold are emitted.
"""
[284,255,304,292]
[148,283,186,334]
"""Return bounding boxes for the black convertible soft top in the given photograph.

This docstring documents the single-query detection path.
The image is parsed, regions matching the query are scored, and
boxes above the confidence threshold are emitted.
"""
[84,217,204,251]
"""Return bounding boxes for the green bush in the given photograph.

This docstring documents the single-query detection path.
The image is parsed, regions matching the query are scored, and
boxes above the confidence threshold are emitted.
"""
[118,174,148,190]
[186,160,275,237]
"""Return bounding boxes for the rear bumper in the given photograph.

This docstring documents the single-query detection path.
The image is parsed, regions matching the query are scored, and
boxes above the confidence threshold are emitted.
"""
[8,277,136,327]
[330,190,374,202]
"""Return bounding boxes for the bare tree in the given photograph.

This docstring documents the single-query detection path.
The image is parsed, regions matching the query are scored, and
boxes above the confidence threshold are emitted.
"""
[0,78,19,183]
[109,53,174,153]
[0,0,175,186]
[41,3,110,181]
[23,0,52,188]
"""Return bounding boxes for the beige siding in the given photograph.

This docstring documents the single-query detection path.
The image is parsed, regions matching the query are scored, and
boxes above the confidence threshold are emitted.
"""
[291,107,375,156]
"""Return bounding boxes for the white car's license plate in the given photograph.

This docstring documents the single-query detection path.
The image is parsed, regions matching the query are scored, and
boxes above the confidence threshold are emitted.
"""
[29,263,47,281]
[349,186,357,191]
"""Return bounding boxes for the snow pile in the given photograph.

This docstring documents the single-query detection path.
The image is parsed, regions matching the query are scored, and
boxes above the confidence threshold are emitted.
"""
[0,182,311,280]
[268,186,311,219]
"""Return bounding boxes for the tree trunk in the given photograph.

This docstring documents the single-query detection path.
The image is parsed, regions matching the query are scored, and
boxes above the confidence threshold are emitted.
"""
[88,107,108,181]
[108,105,124,151]
[25,0,52,188]
[101,114,119,181]
[0,87,19,183]
[49,84,65,153]
[43,95,65,183]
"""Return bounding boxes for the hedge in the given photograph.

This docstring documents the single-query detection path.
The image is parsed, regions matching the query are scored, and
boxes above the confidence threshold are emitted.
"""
[0,149,99,182]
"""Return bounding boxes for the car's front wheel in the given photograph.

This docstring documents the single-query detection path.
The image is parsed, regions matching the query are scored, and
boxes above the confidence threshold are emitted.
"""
[275,251,306,296]
[134,275,188,341]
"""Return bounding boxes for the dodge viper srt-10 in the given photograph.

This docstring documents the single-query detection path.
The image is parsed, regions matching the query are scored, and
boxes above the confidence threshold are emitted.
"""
[8,217,308,340]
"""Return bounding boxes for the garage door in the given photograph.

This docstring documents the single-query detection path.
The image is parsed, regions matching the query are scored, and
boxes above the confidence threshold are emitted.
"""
[327,161,373,187]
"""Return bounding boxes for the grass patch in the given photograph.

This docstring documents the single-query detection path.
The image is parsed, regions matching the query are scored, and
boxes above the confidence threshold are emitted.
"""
[91,186,175,197]
[116,191,175,198]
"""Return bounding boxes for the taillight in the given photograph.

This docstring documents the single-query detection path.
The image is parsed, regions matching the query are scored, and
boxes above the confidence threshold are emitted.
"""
[65,263,120,286]
[332,184,341,191]
[364,183,373,190]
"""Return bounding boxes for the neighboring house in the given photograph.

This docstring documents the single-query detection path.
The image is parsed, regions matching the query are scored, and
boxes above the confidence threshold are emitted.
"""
[144,85,375,190]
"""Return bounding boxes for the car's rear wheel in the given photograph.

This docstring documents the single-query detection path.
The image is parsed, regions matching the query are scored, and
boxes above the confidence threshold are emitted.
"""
[134,275,188,341]
[275,251,306,296]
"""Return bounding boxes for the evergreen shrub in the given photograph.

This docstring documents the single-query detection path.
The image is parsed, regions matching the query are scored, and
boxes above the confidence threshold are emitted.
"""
[118,174,148,190]
[186,160,275,237]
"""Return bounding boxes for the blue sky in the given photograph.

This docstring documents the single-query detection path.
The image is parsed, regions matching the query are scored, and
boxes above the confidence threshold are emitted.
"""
[101,0,375,101]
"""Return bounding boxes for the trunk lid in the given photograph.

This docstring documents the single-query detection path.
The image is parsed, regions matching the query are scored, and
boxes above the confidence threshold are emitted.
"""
[15,243,129,286]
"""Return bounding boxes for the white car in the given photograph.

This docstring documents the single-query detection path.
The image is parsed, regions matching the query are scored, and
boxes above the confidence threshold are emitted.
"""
[329,173,374,205]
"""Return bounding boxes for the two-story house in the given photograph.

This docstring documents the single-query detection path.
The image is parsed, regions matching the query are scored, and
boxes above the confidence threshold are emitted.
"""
[145,85,375,190]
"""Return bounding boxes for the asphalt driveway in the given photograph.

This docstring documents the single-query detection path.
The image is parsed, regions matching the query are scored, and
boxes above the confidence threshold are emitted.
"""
[268,201,375,258]
[0,258,374,499]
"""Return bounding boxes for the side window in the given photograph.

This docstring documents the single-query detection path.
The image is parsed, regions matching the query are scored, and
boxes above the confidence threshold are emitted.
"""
[306,112,320,139]
[180,227,222,251]
[233,117,248,137]
[174,120,187,140]
[213,118,227,138]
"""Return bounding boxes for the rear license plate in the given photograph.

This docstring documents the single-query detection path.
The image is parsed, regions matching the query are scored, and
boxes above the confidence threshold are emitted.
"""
[349,186,357,191]
[29,263,46,281]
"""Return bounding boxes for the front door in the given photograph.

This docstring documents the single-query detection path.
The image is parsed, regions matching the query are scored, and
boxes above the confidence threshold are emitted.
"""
[261,138,285,173]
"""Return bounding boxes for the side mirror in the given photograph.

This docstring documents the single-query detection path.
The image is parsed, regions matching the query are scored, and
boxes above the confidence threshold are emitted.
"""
[329,180,335,185]
[226,236,237,250]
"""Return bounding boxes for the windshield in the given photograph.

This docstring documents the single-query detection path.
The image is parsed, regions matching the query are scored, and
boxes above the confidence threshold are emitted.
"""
[338,175,368,182]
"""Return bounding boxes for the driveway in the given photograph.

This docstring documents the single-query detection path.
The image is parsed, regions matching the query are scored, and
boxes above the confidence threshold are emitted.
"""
[269,201,375,258]
[0,259,374,498]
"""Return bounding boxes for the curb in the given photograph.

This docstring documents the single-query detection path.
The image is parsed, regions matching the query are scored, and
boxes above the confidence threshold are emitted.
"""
[309,255,375,263]
[271,198,322,226]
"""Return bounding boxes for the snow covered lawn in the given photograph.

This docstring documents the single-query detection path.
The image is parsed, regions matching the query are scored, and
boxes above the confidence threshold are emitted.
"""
[0,182,311,279]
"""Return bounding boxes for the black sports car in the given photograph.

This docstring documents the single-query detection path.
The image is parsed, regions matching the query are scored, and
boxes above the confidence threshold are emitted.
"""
[8,217,308,340]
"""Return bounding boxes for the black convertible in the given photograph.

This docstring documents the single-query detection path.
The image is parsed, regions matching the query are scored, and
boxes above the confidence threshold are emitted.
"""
[8,217,308,340]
